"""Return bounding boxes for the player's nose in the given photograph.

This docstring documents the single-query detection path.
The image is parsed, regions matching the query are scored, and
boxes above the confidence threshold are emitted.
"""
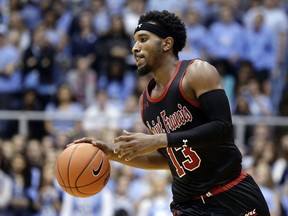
[132,42,140,54]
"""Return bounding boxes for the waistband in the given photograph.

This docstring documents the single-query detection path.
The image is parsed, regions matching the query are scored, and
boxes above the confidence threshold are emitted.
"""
[193,172,247,203]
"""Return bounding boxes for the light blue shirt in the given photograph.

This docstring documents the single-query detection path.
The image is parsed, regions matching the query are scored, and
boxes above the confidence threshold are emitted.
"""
[243,27,277,71]
[0,44,21,93]
[186,24,208,59]
[207,22,244,59]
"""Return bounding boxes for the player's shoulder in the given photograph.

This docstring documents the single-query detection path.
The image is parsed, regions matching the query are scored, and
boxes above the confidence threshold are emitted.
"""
[183,59,222,95]
[186,59,220,81]
[189,59,216,72]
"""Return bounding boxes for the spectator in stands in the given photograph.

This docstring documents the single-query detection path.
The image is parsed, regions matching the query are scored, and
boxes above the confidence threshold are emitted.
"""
[281,182,288,216]
[244,12,277,85]
[279,77,288,115]
[52,0,73,36]
[180,9,208,60]
[69,10,98,67]
[248,123,273,158]
[6,89,46,140]
[113,175,135,216]
[44,83,84,136]
[119,93,141,131]
[11,134,27,154]
[96,14,132,75]
[242,78,273,116]
[234,60,254,96]
[207,5,245,74]
[98,57,136,101]
[136,172,172,216]
[146,0,183,13]
[0,140,15,174]
[6,153,34,216]
[0,24,21,110]
[66,56,97,107]
[22,24,56,107]
[42,9,67,50]
[244,0,288,113]
[34,164,62,216]
[106,0,126,15]
[51,1,73,83]
[82,89,121,134]
[89,0,110,36]
[60,188,114,216]
[213,59,236,107]
[132,75,152,97]
[19,1,42,31]
[25,139,46,208]
[272,133,288,186]
[123,0,147,36]
[7,11,30,56]
[246,0,288,65]
[252,161,281,216]
[0,169,13,216]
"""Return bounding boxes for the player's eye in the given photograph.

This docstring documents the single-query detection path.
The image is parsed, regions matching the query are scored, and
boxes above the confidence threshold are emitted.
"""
[140,37,147,42]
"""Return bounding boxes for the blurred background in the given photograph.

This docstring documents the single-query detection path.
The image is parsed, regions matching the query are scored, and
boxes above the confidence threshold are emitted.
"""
[0,0,287,215]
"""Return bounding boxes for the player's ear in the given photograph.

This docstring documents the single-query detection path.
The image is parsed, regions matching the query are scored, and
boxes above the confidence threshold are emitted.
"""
[163,37,174,51]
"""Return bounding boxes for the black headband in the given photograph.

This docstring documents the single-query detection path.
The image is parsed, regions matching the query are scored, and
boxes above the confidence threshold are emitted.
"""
[134,22,171,39]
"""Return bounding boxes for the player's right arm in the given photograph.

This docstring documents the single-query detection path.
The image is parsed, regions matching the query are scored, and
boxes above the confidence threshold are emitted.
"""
[72,137,169,170]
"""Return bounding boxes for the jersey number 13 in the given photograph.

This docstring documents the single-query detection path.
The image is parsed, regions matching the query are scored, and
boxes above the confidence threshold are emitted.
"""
[167,147,201,177]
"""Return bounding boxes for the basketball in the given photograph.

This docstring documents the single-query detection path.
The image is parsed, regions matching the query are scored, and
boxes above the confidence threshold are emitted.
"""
[55,143,110,198]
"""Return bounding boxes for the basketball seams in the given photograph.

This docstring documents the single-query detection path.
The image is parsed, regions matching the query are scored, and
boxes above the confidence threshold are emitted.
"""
[70,168,110,197]
[75,146,100,187]
[76,164,110,188]
[67,145,79,197]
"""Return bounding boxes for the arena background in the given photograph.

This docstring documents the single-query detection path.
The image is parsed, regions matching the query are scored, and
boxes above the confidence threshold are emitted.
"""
[0,0,287,215]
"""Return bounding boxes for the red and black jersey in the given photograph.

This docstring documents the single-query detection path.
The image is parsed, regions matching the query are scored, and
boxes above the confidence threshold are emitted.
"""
[140,60,242,204]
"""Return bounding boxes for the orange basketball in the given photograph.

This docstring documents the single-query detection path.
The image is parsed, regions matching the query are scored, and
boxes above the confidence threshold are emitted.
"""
[55,143,110,198]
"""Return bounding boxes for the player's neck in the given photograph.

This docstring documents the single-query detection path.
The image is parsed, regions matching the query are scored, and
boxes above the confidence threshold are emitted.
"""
[152,57,178,90]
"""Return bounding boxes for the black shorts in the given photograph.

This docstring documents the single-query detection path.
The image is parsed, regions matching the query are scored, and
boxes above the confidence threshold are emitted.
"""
[171,173,270,216]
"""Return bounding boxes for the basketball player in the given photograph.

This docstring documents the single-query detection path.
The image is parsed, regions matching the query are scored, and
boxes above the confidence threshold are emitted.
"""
[74,10,270,215]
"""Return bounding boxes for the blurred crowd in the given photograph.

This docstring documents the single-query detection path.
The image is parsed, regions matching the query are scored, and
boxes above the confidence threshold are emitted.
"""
[0,0,288,215]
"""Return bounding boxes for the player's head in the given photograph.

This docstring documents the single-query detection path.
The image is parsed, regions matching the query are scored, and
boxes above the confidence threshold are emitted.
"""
[133,10,187,76]
[135,10,187,56]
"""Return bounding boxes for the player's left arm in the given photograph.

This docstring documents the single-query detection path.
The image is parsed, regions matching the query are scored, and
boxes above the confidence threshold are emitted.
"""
[114,60,234,161]
[166,59,234,148]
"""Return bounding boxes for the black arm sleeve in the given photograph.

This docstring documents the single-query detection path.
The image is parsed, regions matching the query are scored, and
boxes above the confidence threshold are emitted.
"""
[166,89,234,148]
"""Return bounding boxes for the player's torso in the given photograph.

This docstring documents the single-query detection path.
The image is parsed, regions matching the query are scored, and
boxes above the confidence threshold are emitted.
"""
[141,60,242,203]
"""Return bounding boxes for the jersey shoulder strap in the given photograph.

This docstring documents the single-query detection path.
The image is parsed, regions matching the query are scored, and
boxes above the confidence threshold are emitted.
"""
[172,59,195,84]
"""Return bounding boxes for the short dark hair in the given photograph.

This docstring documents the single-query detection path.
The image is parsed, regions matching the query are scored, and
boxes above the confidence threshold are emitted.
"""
[138,10,187,58]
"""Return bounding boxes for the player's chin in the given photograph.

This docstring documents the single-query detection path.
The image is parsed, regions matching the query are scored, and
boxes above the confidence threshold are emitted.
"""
[137,65,150,76]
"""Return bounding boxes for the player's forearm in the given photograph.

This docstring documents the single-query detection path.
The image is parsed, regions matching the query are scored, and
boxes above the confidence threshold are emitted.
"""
[167,89,234,148]
[109,151,169,170]
[167,120,233,148]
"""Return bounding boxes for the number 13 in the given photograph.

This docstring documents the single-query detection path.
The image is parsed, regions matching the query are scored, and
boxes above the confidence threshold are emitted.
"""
[167,147,201,177]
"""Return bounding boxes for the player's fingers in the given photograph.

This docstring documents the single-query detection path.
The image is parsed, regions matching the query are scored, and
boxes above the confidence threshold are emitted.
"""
[66,142,74,147]
[73,137,94,144]
[113,142,133,154]
[124,152,138,161]
[116,145,136,158]
[123,130,134,135]
[113,135,132,143]
[94,141,112,157]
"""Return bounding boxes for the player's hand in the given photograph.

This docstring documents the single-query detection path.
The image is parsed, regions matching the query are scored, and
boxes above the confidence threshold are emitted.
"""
[69,137,114,158]
[113,130,167,161]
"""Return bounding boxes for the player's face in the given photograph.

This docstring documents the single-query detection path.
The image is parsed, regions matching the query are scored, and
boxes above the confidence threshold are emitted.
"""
[132,30,163,76]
